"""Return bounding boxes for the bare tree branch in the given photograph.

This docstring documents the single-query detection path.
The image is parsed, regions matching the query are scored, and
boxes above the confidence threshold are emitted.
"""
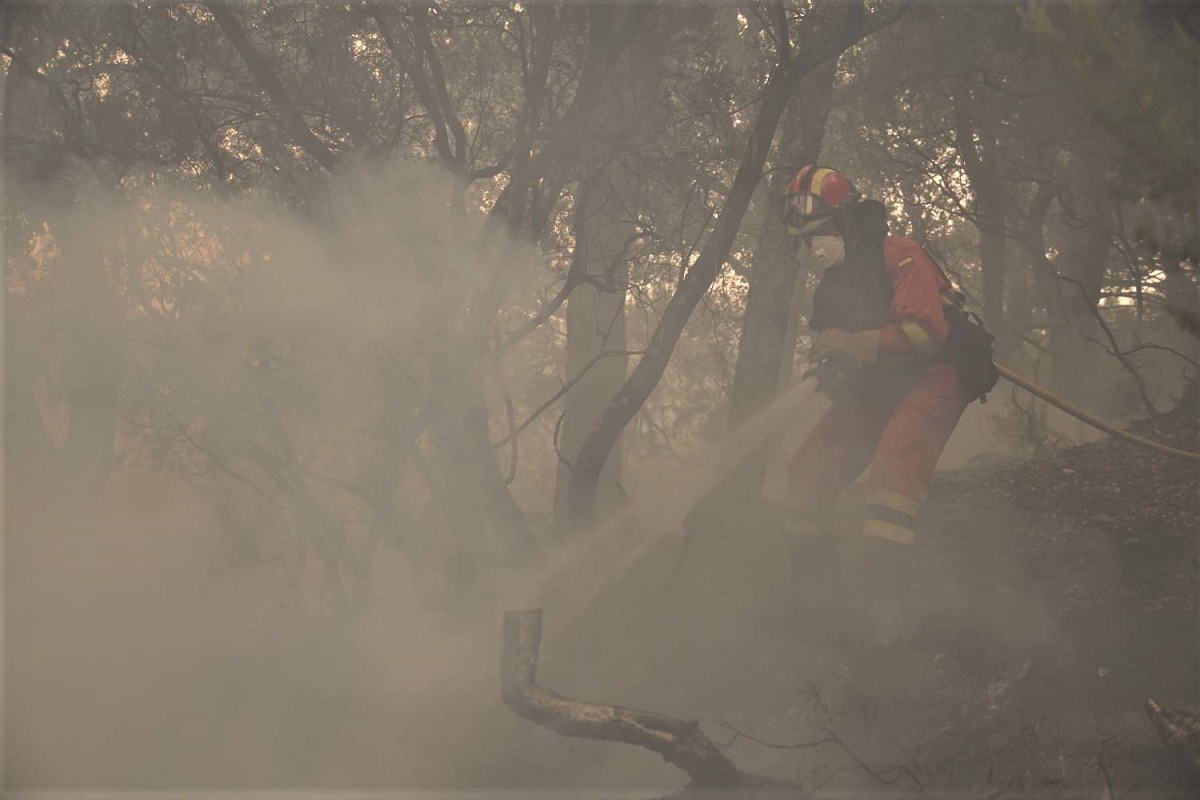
[364,0,455,163]
[1058,272,1158,415]
[493,349,645,450]
[468,4,556,181]
[502,609,754,791]
[408,1,468,163]
[204,1,339,172]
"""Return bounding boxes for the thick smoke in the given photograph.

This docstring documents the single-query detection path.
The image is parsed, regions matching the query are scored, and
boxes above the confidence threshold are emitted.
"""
[5,155,1178,798]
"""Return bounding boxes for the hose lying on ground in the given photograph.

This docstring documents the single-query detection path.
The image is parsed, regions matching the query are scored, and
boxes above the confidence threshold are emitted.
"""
[994,362,1200,462]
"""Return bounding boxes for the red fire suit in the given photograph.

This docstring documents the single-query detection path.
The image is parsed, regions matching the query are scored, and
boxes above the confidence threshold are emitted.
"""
[787,236,966,547]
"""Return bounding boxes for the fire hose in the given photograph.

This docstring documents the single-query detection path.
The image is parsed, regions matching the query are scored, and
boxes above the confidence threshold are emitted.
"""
[802,354,1199,462]
[991,362,1200,462]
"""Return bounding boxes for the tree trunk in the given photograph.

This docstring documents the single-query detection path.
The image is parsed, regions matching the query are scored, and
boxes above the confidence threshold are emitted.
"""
[49,211,126,504]
[420,3,657,551]
[1160,263,1200,359]
[953,88,1008,353]
[553,176,630,529]
[1050,152,1115,412]
[426,343,536,564]
[1010,182,1058,344]
[551,21,672,529]
[708,59,837,512]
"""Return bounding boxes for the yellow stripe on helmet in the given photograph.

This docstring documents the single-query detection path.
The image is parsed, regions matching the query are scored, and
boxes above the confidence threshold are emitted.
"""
[806,167,835,197]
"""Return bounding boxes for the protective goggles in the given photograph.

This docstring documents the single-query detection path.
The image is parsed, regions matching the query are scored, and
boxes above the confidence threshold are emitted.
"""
[783,193,834,237]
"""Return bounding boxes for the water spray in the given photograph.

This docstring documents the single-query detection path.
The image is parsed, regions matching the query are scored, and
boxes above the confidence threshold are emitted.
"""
[504,356,1197,640]
[502,372,827,638]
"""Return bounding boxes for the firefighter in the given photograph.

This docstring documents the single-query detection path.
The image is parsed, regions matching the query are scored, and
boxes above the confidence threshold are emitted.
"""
[782,164,969,647]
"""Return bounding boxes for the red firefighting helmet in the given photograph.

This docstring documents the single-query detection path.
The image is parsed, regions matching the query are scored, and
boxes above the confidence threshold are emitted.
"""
[783,165,859,236]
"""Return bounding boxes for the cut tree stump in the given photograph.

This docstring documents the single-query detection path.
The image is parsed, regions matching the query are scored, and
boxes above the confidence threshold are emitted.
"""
[500,608,806,798]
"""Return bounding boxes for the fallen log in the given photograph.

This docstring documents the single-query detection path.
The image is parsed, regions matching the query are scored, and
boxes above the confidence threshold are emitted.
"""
[500,608,805,798]
[1146,697,1200,769]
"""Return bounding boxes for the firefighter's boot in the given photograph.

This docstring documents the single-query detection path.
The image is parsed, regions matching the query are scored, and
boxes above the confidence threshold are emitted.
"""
[782,508,837,578]
[842,535,915,649]
[780,508,840,635]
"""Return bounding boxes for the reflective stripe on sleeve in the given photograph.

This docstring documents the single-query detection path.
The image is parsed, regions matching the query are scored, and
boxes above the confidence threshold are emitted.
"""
[900,319,936,353]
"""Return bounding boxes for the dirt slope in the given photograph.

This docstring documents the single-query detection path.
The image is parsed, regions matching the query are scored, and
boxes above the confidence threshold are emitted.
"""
[901,388,1199,796]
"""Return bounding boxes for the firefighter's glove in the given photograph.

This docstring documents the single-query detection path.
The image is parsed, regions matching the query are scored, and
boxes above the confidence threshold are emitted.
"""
[808,328,881,365]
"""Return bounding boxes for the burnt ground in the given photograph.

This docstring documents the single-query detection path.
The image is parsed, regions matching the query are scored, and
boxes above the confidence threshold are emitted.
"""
[525,389,1200,799]
[906,390,1200,796]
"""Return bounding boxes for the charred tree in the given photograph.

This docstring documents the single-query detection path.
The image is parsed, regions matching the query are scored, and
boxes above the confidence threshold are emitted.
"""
[501,609,805,798]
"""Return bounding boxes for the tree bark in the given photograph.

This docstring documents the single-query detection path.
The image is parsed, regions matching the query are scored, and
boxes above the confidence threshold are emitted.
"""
[1010,181,1058,341]
[501,609,805,796]
[426,343,537,560]
[553,176,631,529]
[1050,151,1115,412]
[953,88,1008,353]
[553,17,673,529]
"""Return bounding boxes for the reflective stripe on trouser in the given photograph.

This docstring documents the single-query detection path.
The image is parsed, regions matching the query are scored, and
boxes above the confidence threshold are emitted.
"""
[864,488,918,546]
[787,362,965,545]
[864,362,963,544]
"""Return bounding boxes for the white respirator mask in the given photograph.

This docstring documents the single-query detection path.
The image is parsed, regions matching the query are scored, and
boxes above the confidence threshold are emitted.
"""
[808,235,845,271]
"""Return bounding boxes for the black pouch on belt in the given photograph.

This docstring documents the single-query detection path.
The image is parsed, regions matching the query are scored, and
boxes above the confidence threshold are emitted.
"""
[945,307,1000,404]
